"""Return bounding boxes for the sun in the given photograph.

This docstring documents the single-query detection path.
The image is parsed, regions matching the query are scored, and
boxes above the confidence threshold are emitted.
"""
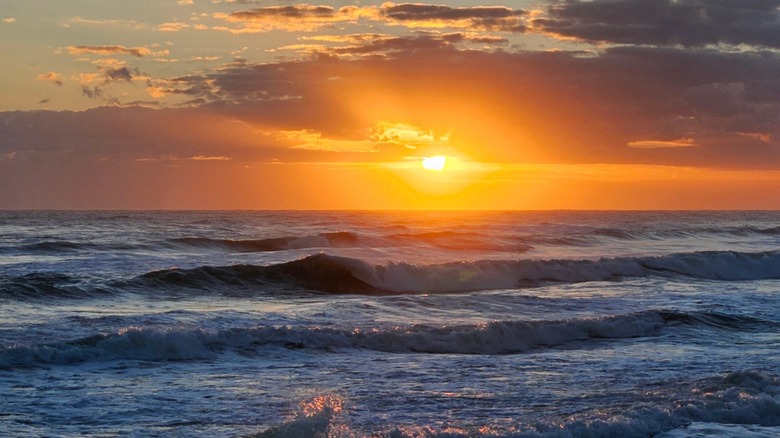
[421,155,447,171]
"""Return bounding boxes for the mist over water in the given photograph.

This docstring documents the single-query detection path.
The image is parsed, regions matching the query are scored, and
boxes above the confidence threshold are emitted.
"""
[1,211,779,437]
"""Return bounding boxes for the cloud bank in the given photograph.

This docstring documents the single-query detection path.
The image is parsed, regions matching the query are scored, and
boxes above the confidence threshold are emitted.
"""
[535,0,780,48]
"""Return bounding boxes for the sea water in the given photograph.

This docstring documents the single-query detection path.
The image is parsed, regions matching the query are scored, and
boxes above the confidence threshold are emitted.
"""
[0,210,779,437]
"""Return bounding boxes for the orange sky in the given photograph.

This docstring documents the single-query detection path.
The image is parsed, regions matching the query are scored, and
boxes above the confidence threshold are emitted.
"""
[2,1,780,209]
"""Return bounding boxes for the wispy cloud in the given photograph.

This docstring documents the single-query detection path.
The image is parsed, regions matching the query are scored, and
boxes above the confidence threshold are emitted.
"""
[61,17,145,29]
[67,45,152,57]
[158,22,190,32]
[628,138,697,149]
[2,17,16,24]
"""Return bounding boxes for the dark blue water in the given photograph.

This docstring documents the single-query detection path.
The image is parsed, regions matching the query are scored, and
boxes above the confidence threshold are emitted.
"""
[1,211,779,437]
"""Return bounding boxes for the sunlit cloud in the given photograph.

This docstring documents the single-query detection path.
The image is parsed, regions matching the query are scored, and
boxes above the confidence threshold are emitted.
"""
[61,17,145,29]
[289,32,507,57]
[135,155,232,162]
[212,2,527,33]
[378,2,526,32]
[2,17,16,24]
[67,45,152,57]
[36,72,65,87]
[628,138,698,149]
[158,22,190,32]
[214,4,362,33]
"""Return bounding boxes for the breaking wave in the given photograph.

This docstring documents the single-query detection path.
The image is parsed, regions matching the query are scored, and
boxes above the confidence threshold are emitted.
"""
[252,371,780,437]
[0,310,771,368]
[6,250,780,300]
[133,250,780,295]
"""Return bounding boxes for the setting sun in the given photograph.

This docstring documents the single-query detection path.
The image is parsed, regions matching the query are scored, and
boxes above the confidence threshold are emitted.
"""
[422,155,447,171]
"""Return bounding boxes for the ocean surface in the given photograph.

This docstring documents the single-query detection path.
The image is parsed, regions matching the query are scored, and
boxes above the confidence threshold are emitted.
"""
[1,210,779,437]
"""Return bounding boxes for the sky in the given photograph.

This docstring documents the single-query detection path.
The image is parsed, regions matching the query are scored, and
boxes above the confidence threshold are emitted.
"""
[2,0,780,209]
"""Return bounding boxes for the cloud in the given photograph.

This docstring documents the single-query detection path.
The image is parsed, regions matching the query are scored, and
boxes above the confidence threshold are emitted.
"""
[177,0,194,4]
[80,85,105,100]
[102,66,139,83]
[36,72,65,86]
[183,44,780,168]
[534,0,780,48]
[61,17,144,29]
[158,22,190,32]
[66,45,151,57]
[216,4,359,32]
[287,32,507,57]
[628,138,697,149]
[214,2,526,33]
[0,106,400,167]
[378,2,526,32]
[7,41,780,170]
[2,17,16,24]
[135,155,231,162]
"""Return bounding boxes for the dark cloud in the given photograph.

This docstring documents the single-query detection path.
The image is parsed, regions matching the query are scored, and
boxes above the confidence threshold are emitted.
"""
[535,0,780,48]
[188,45,780,168]
[380,3,526,32]
[0,106,403,166]
[102,66,139,83]
[81,85,104,99]
[5,43,780,170]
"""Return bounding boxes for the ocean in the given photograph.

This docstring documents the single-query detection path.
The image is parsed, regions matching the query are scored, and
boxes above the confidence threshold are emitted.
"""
[1,210,779,437]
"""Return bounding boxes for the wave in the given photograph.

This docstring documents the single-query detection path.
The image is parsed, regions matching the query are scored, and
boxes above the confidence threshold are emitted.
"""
[517,225,780,247]
[131,250,780,295]
[6,250,780,301]
[0,240,145,255]
[1,309,772,369]
[0,273,104,300]
[169,230,530,253]
[169,231,362,252]
[251,371,780,437]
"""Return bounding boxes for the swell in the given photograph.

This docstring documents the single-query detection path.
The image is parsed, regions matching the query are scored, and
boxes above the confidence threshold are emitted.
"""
[131,250,780,295]
[0,240,140,254]
[518,225,780,246]
[170,230,530,253]
[7,250,780,300]
[2,309,773,369]
[0,273,107,300]
[133,254,383,294]
[169,231,361,252]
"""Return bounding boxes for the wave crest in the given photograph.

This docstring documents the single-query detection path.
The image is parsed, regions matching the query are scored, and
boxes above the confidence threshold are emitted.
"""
[136,250,780,295]
[3,310,768,368]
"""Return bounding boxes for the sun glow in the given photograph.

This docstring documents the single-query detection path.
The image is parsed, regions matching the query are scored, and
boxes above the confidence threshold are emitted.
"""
[422,155,447,171]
